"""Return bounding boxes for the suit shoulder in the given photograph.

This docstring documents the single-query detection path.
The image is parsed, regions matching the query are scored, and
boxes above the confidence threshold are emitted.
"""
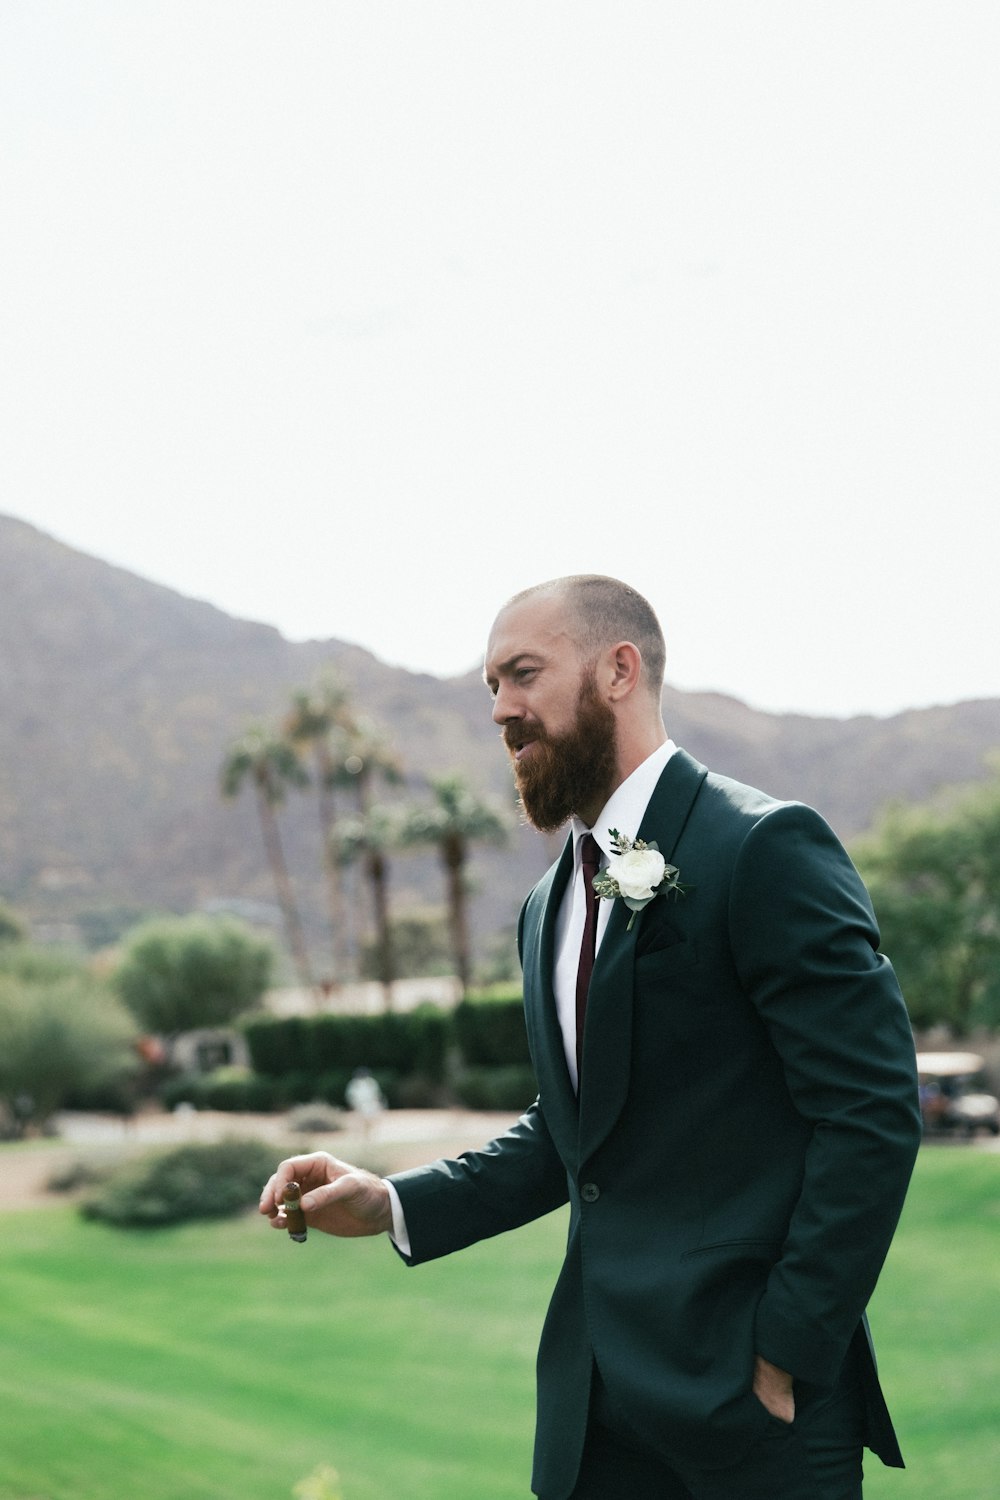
[698,766,789,826]
[692,766,842,856]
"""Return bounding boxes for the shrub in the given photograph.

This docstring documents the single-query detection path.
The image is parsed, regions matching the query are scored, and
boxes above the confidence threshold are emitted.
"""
[392,1073,450,1109]
[286,1101,344,1134]
[452,993,530,1066]
[244,1010,448,1086]
[0,970,139,1133]
[80,1138,280,1228]
[116,914,275,1034]
[47,1158,117,1194]
[313,1068,354,1107]
[244,1016,312,1077]
[0,944,82,983]
[452,1065,537,1112]
[160,1067,281,1113]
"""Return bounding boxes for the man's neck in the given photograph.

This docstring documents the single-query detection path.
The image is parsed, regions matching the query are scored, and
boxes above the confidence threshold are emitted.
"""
[577,728,669,828]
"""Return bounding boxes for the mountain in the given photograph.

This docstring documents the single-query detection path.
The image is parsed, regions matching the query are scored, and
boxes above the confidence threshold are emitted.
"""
[2,513,999,966]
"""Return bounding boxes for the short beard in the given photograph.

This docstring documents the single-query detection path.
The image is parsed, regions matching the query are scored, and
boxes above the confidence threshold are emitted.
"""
[504,671,618,834]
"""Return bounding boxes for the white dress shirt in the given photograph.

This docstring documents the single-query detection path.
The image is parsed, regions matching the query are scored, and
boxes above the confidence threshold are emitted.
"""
[553,737,676,1090]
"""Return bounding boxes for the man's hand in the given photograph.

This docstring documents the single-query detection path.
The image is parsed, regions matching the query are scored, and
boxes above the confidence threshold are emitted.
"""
[753,1354,795,1424]
[259,1151,393,1238]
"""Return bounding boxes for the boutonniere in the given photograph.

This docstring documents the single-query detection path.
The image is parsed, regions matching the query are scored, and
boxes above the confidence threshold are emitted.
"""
[593,829,684,930]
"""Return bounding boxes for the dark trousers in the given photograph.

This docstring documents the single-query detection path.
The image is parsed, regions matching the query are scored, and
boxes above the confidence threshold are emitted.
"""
[555,1346,867,1500]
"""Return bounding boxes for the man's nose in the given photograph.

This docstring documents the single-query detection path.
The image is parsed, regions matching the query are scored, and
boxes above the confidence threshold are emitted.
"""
[491,683,522,725]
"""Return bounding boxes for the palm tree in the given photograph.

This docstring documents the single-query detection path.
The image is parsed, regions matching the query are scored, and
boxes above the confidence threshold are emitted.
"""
[326,714,403,983]
[401,774,511,996]
[338,804,401,1010]
[220,728,315,996]
[334,715,404,815]
[284,673,357,987]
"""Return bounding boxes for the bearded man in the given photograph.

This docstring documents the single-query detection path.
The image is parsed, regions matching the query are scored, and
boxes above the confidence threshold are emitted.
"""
[261,575,921,1500]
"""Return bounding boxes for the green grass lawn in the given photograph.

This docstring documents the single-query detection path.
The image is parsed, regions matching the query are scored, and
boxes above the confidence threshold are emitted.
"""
[861,1146,1000,1500]
[0,1145,997,1499]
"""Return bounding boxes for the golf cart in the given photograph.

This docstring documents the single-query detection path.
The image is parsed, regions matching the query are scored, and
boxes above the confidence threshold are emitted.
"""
[916,1051,1000,1139]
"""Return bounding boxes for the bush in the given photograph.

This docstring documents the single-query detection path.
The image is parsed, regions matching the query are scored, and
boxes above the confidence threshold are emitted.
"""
[286,1101,344,1134]
[313,1068,354,1107]
[244,1016,314,1077]
[392,1073,450,1109]
[244,1010,448,1086]
[80,1138,280,1228]
[452,1065,537,1112]
[242,1003,532,1110]
[160,1067,282,1113]
[116,915,275,1035]
[47,1158,116,1194]
[452,992,530,1066]
[0,944,82,983]
[0,970,139,1133]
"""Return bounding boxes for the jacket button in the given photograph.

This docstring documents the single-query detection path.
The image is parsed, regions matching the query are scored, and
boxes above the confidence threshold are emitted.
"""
[580,1182,600,1203]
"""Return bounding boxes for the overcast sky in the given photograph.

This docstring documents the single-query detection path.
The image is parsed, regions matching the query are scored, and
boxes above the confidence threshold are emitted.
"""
[2,2,998,718]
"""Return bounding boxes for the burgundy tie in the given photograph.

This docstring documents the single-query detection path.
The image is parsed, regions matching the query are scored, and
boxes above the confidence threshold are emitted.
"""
[575,833,602,1076]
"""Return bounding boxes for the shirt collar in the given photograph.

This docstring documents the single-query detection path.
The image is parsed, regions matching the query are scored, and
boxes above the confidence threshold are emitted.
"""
[571,738,677,866]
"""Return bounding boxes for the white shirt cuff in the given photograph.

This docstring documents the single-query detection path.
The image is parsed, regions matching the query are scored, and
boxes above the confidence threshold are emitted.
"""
[385,1179,412,1258]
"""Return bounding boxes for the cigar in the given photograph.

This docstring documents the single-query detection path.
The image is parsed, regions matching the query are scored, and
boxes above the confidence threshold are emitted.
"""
[283,1180,307,1243]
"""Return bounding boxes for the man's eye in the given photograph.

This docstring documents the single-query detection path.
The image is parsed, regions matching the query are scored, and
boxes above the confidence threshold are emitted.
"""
[515,668,536,682]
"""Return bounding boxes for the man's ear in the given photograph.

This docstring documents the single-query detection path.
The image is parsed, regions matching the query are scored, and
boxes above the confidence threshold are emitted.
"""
[606,641,643,700]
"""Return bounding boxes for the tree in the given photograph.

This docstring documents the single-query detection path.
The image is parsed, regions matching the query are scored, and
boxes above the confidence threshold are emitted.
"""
[330,716,404,987]
[0,970,138,1135]
[334,716,404,815]
[284,672,356,987]
[400,774,511,995]
[220,728,315,994]
[358,909,452,980]
[338,805,402,1009]
[115,914,275,1036]
[853,771,1000,1033]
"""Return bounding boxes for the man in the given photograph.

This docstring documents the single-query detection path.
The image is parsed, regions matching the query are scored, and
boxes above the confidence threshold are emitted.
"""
[260,575,921,1500]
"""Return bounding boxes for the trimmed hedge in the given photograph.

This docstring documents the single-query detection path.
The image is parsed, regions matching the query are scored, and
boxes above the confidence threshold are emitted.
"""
[163,992,536,1113]
[452,991,531,1066]
[244,1008,448,1082]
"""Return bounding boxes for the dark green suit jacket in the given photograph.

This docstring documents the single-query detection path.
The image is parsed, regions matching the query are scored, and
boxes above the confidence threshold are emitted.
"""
[391,751,921,1497]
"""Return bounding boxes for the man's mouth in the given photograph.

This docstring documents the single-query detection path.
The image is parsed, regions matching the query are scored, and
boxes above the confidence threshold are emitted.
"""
[504,730,539,762]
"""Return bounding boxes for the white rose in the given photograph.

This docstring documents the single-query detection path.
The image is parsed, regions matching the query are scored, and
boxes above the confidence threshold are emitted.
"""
[608,847,666,901]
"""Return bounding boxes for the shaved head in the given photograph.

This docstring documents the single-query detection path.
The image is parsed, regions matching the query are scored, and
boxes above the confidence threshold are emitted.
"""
[502,575,666,699]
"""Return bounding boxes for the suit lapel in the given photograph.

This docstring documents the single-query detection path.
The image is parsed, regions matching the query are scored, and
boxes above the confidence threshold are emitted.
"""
[522,834,579,1153]
[635,748,708,861]
[578,749,708,1164]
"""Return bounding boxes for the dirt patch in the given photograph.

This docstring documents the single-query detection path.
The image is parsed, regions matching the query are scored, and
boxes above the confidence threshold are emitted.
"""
[0,1108,522,1212]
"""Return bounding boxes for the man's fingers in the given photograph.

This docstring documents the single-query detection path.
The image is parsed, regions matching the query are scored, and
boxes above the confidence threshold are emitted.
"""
[258,1152,340,1215]
[258,1154,390,1237]
[299,1173,363,1214]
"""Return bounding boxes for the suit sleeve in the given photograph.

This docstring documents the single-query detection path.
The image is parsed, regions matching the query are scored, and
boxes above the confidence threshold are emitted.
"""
[387,1100,569,1266]
[728,802,921,1385]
